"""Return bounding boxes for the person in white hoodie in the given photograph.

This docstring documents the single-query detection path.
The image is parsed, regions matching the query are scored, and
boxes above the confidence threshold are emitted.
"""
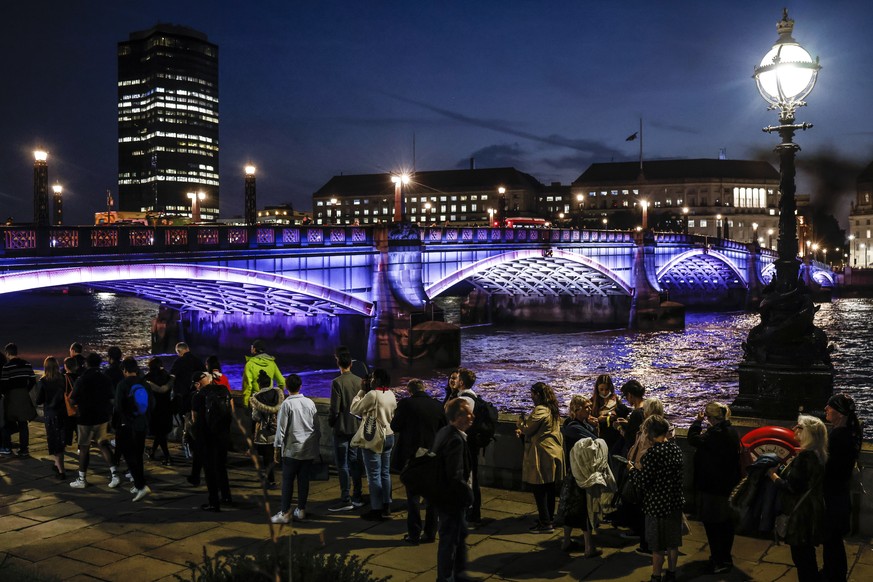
[271,374,319,524]
[350,368,397,521]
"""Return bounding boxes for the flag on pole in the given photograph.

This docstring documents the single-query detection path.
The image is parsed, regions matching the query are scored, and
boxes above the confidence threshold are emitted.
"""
[626,132,638,141]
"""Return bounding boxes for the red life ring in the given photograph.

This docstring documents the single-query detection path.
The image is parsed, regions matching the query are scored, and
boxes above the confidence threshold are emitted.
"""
[739,426,800,474]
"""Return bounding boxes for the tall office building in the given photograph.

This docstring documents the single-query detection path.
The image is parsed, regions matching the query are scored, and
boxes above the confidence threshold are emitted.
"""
[117,24,219,220]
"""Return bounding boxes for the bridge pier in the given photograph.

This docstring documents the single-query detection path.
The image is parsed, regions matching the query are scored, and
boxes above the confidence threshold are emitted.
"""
[367,225,460,371]
[745,241,766,309]
[629,230,684,330]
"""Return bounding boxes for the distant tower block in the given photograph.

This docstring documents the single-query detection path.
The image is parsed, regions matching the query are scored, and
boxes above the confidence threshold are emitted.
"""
[52,183,63,225]
[33,150,49,227]
[245,165,256,225]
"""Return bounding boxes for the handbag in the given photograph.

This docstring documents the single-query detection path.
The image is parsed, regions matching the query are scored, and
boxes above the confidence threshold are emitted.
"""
[352,413,385,453]
[774,488,811,542]
[620,472,644,505]
[64,376,79,417]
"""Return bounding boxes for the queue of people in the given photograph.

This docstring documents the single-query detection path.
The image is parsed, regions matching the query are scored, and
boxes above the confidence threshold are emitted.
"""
[1,342,866,582]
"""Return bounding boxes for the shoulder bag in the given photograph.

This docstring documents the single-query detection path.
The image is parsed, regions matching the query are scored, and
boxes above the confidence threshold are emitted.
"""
[352,411,385,453]
[64,376,79,417]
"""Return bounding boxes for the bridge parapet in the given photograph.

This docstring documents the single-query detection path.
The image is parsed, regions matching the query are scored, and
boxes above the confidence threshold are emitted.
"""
[419,226,634,245]
[0,225,373,257]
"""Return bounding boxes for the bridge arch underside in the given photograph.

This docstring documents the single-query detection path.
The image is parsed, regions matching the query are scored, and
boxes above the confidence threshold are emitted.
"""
[658,254,747,308]
[430,254,632,327]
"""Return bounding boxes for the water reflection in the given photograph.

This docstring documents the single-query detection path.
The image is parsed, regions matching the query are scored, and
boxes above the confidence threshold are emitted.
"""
[2,293,870,437]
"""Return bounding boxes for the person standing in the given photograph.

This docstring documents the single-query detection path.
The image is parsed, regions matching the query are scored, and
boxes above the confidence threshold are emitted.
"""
[271,374,320,524]
[241,339,285,408]
[115,357,153,501]
[327,347,364,511]
[688,401,742,575]
[433,398,475,582]
[68,353,119,489]
[35,356,68,478]
[186,371,212,487]
[69,342,86,371]
[455,367,485,525]
[628,416,685,582]
[0,343,37,457]
[169,342,205,417]
[192,370,234,511]
[768,415,828,582]
[822,394,863,582]
[351,368,397,521]
[62,357,80,448]
[143,357,174,465]
[516,382,565,533]
[251,369,284,487]
[391,378,447,544]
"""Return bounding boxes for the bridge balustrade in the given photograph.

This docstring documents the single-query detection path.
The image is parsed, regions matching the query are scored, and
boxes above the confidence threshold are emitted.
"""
[0,225,374,257]
[418,227,634,245]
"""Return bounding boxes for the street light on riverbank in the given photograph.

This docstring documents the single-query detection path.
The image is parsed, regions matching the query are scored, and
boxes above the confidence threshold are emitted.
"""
[33,150,49,227]
[391,173,410,223]
[736,9,832,419]
[52,184,63,225]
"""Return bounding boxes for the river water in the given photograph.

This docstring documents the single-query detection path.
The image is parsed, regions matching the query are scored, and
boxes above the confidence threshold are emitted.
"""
[2,292,871,437]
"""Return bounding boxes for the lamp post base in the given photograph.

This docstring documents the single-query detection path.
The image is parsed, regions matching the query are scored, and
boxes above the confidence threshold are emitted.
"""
[734,361,833,419]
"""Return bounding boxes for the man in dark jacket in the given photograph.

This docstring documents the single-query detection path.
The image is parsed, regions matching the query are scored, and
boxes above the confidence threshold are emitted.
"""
[327,347,364,512]
[191,371,234,512]
[170,342,205,415]
[433,398,474,582]
[115,357,152,501]
[391,379,447,544]
[0,343,37,457]
[68,353,119,489]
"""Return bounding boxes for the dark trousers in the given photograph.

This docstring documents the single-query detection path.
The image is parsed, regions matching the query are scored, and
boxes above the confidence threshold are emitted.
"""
[629,501,650,551]
[2,420,29,451]
[703,519,735,565]
[203,440,231,508]
[117,426,147,489]
[189,437,203,484]
[280,457,312,513]
[531,483,556,524]
[468,450,481,521]
[437,507,468,582]
[64,416,78,447]
[405,486,437,540]
[823,492,850,582]
[790,544,820,582]
[256,443,275,483]
[150,432,170,460]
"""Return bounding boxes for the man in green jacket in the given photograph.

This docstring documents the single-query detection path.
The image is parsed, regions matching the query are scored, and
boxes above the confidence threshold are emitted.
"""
[242,340,285,407]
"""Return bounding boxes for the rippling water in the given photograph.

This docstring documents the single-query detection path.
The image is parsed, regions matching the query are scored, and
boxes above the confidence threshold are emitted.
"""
[2,292,870,436]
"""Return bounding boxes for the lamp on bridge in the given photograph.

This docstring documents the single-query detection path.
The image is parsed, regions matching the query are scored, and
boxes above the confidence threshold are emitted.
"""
[768,228,775,250]
[244,165,257,226]
[33,149,49,227]
[752,222,759,244]
[640,199,649,230]
[682,206,689,235]
[52,183,63,226]
[602,217,608,230]
[497,186,506,227]
[187,191,206,223]
[391,173,410,223]
[735,9,832,419]
[849,234,855,266]
[716,213,723,239]
[487,207,495,227]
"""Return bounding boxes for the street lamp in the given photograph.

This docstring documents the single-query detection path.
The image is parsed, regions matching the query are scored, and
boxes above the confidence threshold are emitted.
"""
[716,214,723,239]
[391,173,410,223]
[602,217,608,229]
[497,186,506,227]
[244,165,257,226]
[752,222,759,244]
[187,191,205,223]
[736,9,831,419]
[33,149,49,227]
[640,200,649,230]
[487,207,495,227]
[768,228,775,249]
[811,242,819,261]
[52,183,63,225]
[848,234,855,266]
[424,201,432,224]
[682,206,689,235]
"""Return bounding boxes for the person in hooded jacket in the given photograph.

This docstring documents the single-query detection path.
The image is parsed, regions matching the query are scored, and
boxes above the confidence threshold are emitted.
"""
[242,339,285,408]
[251,369,284,487]
[0,343,37,456]
[36,356,68,478]
[144,357,174,465]
[688,401,742,575]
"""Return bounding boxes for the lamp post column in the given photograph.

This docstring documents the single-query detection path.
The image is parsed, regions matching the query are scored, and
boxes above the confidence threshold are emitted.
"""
[33,150,49,227]
[244,165,257,226]
[52,184,63,225]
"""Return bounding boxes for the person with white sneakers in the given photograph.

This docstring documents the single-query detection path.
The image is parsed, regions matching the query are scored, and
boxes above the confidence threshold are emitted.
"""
[271,374,320,524]
[115,357,153,502]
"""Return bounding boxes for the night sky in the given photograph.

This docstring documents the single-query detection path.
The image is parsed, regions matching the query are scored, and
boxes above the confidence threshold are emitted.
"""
[2,1,872,226]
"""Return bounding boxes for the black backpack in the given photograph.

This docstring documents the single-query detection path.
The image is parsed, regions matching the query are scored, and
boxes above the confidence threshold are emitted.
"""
[204,389,232,435]
[468,394,499,449]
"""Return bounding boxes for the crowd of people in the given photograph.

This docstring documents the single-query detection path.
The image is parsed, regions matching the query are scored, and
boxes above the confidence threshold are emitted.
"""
[0,341,865,582]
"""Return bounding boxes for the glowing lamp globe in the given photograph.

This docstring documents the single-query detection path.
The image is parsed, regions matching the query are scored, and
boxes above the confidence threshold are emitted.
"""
[754,11,820,115]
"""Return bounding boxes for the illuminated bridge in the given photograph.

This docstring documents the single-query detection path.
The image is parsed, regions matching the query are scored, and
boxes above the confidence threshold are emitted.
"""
[0,224,835,368]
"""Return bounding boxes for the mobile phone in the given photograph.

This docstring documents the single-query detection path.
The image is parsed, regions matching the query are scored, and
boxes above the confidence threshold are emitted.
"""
[612,454,629,464]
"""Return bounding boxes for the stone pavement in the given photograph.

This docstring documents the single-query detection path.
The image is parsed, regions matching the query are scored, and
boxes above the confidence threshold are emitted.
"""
[2,422,872,581]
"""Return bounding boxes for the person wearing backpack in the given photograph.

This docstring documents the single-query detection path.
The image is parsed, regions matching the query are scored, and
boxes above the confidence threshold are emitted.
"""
[455,367,491,526]
[114,357,153,502]
[192,370,234,511]
[251,369,284,487]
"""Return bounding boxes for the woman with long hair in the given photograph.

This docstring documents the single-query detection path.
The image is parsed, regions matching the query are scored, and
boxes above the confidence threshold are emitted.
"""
[144,357,174,464]
[688,401,742,575]
[442,369,460,405]
[591,374,627,448]
[36,356,67,478]
[517,382,565,533]
[823,394,862,581]
[768,414,828,582]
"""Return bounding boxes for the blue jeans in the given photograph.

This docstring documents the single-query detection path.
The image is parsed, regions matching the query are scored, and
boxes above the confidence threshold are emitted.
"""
[333,433,363,502]
[361,434,394,510]
[281,457,312,513]
[437,507,468,582]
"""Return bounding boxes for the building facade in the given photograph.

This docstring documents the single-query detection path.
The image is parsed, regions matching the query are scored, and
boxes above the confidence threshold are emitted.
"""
[850,160,873,268]
[117,24,219,221]
[312,168,544,226]
[571,159,781,246]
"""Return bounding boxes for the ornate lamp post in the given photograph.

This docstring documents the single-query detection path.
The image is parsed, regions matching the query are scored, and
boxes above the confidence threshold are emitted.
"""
[736,10,832,419]
[187,191,205,223]
[52,183,63,225]
[33,150,49,227]
[682,206,689,235]
[391,173,410,223]
[244,165,257,226]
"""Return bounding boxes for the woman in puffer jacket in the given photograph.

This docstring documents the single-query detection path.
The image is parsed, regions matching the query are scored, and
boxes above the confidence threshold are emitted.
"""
[251,369,284,487]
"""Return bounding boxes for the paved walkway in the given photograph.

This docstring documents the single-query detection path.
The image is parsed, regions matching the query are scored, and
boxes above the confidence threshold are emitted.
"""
[2,423,872,581]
